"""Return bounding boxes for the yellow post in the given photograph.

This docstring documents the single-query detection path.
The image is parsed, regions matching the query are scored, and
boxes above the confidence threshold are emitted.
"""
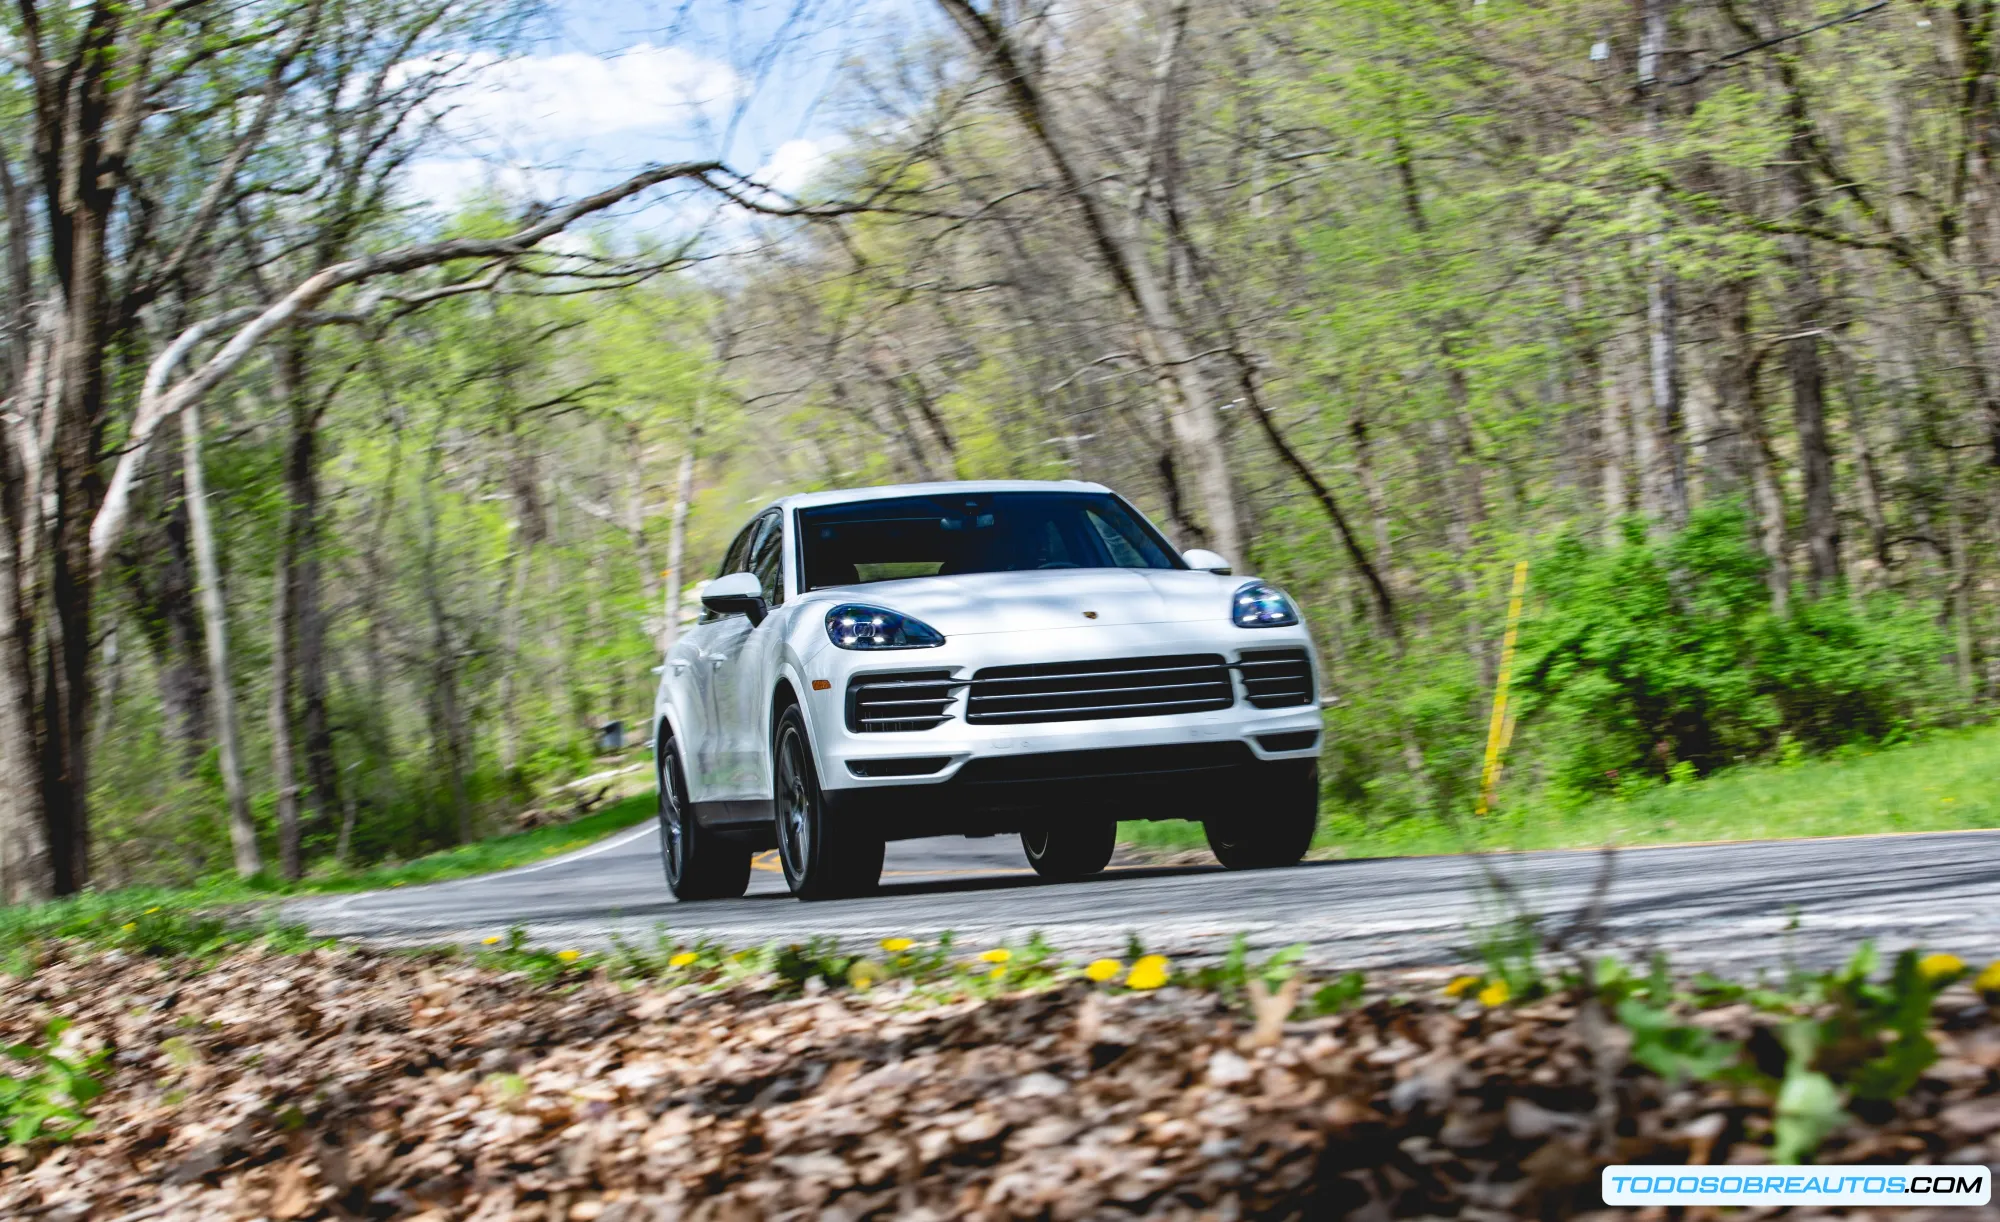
[1476,560,1530,815]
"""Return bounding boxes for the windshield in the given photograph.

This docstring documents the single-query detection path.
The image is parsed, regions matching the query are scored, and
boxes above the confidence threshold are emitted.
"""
[798,492,1184,591]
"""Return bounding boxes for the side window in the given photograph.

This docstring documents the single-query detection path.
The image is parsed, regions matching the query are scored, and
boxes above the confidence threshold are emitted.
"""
[717,518,758,580]
[746,512,785,606]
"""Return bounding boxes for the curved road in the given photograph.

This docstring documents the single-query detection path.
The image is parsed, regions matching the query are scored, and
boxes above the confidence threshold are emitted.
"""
[288,822,2000,972]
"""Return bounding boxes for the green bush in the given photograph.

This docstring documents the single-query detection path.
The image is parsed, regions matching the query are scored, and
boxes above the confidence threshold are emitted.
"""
[1518,507,1955,797]
[2,1019,107,1145]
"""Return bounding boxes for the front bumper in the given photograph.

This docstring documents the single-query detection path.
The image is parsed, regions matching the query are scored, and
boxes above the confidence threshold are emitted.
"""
[801,620,1322,830]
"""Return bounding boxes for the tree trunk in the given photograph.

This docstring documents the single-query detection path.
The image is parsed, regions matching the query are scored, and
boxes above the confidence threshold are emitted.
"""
[181,398,261,878]
[496,543,528,774]
[936,0,1243,565]
[42,206,108,896]
[0,422,53,903]
[155,487,211,774]
[1639,0,1688,528]
[1347,405,1395,588]
[623,429,659,617]
[1601,326,1638,541]
[275,338,340,846]
[662,446,696,652]
[16,3,159,895]
[1827,313,1892,583]
[1773,111,1840,590]
[269,551,303,880]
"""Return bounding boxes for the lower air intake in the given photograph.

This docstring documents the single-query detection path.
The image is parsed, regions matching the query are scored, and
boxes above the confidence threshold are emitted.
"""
[1238,648,1314,708]
[846,670,958,733]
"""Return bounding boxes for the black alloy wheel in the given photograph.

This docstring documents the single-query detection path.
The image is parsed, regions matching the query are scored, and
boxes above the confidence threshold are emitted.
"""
[657,732,751,900]
[773,705,885,900]
[1203,762,1319,870]
[1020,819,1117,880]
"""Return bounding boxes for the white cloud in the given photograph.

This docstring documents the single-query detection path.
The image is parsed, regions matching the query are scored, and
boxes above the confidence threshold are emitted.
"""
[422,44,741,148]
[753,136,841,196]
[399,158,570,210]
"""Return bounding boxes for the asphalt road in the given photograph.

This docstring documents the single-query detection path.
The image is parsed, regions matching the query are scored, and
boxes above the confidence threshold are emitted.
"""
[287,819,2000,973]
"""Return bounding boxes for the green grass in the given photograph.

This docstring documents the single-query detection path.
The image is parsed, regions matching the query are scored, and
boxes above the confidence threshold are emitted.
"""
[290,792,656,894]
[0,794,657,957]
[1123,722,2000,858]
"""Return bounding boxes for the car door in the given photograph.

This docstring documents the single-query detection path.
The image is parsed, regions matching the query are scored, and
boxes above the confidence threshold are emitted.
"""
[726,509,792,798]
[706,510,781,798]
[681,516,760,802]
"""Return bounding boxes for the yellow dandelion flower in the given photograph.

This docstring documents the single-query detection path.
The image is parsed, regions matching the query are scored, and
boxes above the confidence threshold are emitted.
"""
[120,922,137,933]
[1125,954,1170,990]
[1975,960,2000,998]
[1084,958,1123,983]
[1444,974,1482,998]
[1478,979,1511,1007]
[988,965,1006,980]
[144,906,160,914]
[881,937,915,953]
[481,935,502,946]
[668,951,698,969]
[848,959,885,988]
[978,948,1011,964]
[556,949,581,963]
[1918,952,1966,984]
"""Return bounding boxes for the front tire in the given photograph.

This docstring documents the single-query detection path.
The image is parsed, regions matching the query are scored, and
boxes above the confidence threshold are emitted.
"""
[1020,819,1116,880]
[1204,762,1318,870]
[657,733,751,900]
[774,705,884,900]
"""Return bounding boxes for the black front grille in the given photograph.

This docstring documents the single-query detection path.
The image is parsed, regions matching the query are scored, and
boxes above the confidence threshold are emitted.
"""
[953,741,1254,786]
[847,670,960,732]
[1238,648,1314,708]
[965,654,1234,725]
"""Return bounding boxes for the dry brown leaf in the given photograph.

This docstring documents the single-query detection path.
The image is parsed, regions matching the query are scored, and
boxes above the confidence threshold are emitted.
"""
[1242,976,1302,1050]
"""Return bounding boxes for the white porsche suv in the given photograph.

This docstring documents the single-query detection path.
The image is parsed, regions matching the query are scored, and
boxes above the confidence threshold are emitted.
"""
[651,480,1324,901]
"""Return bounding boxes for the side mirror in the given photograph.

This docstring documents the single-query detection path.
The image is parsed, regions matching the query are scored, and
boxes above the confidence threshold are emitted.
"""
[1183,548,1232,575]
[701,571,769,625]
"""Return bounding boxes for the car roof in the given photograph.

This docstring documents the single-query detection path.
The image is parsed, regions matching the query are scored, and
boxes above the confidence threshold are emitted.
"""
[772,479,1112,513]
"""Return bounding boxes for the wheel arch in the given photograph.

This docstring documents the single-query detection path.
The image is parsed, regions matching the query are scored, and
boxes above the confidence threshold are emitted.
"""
[770,674,802,737]
[652,702,688,755]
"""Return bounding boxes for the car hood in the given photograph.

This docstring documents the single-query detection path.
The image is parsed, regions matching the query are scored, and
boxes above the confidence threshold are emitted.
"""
[806,568,1237,636]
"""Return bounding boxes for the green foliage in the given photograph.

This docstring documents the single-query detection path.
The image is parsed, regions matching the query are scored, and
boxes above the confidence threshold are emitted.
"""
[1188,933,1308,1001]
[1310,971,1367,1015]
[1521,506,1955,797]
[1602,957,1747,1085]
[0,890,320,961]
[1601,943,1970,1163]
[1472,910,1548,1003]
[309,792,656,894]
[1771,1028,1845,1166]
[1789,944,1952,1104]
[2,1020,107,1146]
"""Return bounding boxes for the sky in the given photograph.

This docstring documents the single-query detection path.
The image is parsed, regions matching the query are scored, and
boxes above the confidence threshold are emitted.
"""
[404,0,927,219]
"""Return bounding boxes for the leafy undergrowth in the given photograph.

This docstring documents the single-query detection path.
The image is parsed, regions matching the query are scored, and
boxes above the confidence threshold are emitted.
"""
[1125,721,2000,860]
[293,791,655,894]
[0,794,657,956]
[3,937,1998,1220]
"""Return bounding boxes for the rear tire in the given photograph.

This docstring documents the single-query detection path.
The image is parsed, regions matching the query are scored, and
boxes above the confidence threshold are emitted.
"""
[1204,763,1318,870]
[1020,819,1116,880]
[774,705,884,900]
[657,733,752,900]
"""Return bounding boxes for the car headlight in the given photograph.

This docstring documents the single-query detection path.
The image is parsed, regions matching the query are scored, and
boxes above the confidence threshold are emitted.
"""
[1232,581,1299,628]
[825,604,946,650]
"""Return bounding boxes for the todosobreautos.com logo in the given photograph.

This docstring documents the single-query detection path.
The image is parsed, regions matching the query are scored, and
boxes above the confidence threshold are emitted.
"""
[1602,1165,1991,1207]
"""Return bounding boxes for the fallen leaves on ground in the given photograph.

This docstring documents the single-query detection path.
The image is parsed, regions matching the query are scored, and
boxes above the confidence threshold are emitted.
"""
[2,946,1996,1220]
